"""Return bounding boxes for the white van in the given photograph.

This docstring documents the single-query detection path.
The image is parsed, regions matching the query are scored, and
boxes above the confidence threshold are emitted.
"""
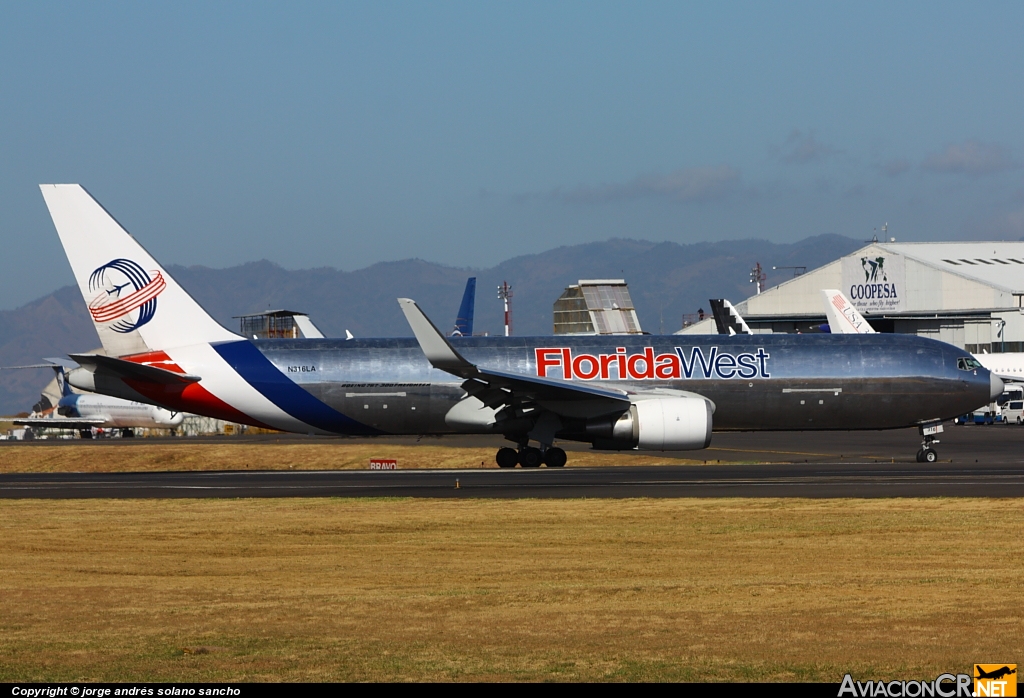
[1002,399,1024,424]
[998,386,1024,424]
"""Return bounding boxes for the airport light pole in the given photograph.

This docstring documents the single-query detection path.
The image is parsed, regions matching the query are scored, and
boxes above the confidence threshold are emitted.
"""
[749,263,766,295]
[498,281,513,336]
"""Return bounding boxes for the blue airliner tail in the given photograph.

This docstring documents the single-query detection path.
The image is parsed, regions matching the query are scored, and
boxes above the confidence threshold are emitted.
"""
[452,277,476,336]
[55,365,73,398]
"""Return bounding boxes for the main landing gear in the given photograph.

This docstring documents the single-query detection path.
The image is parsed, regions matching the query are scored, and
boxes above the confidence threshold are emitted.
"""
[916,421,942,463]
[495,444,567,468]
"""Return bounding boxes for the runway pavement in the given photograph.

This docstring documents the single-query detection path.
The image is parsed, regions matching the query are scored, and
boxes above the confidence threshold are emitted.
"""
[3,461,1024,498]
[2,424,1023,498]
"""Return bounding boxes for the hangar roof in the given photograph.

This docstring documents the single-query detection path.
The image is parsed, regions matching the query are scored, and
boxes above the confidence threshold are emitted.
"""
[879,242,1024,294]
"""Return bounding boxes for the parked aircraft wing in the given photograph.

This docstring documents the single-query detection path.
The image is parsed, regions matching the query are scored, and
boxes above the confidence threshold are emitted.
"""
[14,417,106,428]
[398,298,631,417]
[0,363,61,370]
[822,289,876,334]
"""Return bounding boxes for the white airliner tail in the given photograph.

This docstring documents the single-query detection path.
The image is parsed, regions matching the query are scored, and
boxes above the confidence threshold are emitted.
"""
[40,184,239,357]
[822,289,876,334]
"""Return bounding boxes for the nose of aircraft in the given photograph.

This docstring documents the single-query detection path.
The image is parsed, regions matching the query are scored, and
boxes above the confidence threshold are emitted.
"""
[990,371,1005,400]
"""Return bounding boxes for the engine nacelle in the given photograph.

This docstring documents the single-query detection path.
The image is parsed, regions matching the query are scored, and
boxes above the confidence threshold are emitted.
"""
[587,397,712,451]
[633,397,712,450]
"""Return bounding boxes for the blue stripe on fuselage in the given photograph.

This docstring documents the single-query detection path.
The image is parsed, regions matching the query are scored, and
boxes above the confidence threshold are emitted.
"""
[212,340,380,435]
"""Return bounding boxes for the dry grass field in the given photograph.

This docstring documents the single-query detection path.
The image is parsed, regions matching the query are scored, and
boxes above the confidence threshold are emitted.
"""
[0,441,702,473]
[1,497,1021,682]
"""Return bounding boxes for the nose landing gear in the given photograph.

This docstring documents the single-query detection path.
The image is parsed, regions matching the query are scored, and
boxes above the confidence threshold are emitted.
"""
[916,421,943,462]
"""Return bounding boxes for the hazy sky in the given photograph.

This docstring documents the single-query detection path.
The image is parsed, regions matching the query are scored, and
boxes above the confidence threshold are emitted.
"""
[2,2,1023,308]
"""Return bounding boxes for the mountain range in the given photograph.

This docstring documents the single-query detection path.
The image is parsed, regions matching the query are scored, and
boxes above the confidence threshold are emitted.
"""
[0,234,863,415]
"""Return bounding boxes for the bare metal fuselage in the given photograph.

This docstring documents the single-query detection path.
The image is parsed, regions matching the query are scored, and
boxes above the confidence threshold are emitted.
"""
[218,333,993,440]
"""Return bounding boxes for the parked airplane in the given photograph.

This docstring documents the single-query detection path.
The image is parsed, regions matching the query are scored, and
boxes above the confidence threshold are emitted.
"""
[820,289,1024,384]
[40,184,1000,464]
[973,351,1024,381]
[6,362,183,437]
[451,277,476,337]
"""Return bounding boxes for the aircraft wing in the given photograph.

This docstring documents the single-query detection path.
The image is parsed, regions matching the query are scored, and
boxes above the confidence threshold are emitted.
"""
[0,363,63,370]
[398,298,631,419]
[14,417,106,429]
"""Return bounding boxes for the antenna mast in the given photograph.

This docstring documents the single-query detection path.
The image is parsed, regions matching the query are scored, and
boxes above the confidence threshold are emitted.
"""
[498,281,513,336]
[749,262,766,295]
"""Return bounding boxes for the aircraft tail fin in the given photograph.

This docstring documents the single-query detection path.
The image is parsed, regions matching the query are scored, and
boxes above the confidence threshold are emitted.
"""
[39,185,239,357]
[709,299,752,335]
[53,365,73,398]
[822,289,876,334]
[452,277,476,336]
[292,314,324,339]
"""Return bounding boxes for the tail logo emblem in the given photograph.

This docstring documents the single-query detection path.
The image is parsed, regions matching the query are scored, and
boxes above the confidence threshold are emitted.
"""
[87,259,166,333]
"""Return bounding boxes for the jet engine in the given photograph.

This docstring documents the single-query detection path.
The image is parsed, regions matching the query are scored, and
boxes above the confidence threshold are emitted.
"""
[586,397,713,451]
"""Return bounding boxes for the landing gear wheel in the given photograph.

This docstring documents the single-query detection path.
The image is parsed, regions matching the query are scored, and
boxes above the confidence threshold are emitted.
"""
[519,447,543,468]
[496,447,519,469]
[922,448,938,463]
[544,447,567,468]
[916,448,925,463]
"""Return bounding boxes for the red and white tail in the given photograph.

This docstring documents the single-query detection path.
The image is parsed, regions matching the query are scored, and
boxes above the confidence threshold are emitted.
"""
[40,184,239,357]
[821,289,876,334]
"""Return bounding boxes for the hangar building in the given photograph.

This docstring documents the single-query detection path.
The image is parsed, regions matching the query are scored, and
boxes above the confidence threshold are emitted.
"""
[553,279,643,335]
[679,241,1024,353]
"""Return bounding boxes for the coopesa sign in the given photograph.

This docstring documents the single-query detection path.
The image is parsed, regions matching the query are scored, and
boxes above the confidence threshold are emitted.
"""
[842,252,905,312]
[536,346,771,381]
[849,282,898,300]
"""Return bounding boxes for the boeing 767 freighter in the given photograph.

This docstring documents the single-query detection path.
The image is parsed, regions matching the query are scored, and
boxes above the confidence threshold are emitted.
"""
[39,184,1000,465]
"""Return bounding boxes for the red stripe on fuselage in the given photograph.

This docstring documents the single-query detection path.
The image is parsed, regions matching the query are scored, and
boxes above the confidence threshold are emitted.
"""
[120,350,276,429]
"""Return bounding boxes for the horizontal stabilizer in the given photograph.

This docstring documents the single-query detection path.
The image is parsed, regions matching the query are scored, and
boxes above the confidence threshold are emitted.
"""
[69,353,201,385]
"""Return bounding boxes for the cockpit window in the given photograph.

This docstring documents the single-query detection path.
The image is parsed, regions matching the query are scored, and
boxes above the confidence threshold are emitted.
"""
[957,357,982,371]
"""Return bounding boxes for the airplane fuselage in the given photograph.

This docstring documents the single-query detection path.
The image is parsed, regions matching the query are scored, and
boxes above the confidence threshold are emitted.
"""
[121,333,995,440]
[58,393,183,429]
